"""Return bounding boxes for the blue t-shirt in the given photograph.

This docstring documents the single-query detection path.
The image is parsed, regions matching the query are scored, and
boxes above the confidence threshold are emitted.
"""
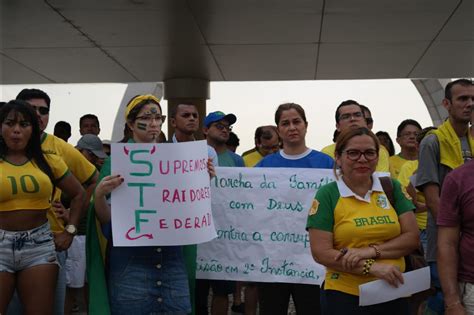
[256,149,334,169]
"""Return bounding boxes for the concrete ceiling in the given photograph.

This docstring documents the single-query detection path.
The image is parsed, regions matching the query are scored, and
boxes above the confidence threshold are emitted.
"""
[1,0,473,84]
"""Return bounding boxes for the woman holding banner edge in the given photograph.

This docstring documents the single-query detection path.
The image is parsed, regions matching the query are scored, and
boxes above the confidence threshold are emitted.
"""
[87,94,215,314]
[256,103,334,315]
[307,127,419,315]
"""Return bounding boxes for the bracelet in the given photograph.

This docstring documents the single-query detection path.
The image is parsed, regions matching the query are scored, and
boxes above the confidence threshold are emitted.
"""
[369,244,381,259]
[445,300,462,309]
[362,259,375,275]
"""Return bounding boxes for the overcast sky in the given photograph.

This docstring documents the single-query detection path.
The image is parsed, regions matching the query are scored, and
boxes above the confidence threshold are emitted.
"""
[1,79,433,154]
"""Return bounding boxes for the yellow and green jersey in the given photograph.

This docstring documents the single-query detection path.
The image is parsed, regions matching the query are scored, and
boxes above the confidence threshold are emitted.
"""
[397,160,427,230]
[307,177,414,296]
[243,149,263,167]
[389,154,407,178]
[41,133,97,232]
[0,154,69,211]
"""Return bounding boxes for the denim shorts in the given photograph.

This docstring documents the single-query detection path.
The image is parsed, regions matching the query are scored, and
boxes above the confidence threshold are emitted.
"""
[0,222,59,273]
[108,245,191,315]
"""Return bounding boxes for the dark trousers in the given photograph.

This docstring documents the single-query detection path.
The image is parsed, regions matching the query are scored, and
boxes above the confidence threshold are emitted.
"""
[259,282,321,315]
[195,279,235,315]
[321,288,410,315]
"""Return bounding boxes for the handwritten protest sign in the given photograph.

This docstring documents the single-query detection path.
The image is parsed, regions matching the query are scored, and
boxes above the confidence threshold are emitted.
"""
[111,141,216,246]
[197,167,334,285]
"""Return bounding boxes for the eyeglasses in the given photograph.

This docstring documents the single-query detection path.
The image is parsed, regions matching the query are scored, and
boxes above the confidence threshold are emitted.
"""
[212,123,232,131]
[343,149,378,161]
[400,131,419,138]
[339,112,364,121]
[181,113,198,119]
[30,105,50,115]
[366,117,373,125]
[136,114,166,123]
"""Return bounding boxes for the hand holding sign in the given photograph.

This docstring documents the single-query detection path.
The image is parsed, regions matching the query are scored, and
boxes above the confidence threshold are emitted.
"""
[95,175,124,198]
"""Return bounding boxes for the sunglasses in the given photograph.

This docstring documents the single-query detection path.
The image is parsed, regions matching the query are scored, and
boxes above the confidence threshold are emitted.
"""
[30,105,50,116]
[212,123,232,131]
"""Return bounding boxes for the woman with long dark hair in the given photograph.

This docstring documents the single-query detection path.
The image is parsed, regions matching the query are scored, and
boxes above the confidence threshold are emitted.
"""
[0,100,85,314]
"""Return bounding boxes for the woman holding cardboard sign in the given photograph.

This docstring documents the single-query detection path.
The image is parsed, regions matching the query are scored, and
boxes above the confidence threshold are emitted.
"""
[307,127,419,314]
[88,95,215,314]
[256,102,334,315]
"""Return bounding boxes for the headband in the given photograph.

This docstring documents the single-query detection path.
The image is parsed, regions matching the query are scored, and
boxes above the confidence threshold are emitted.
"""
[124,94,161,120]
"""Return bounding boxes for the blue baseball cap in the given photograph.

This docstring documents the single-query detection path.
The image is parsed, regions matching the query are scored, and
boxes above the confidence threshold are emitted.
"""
[204,111,237,128]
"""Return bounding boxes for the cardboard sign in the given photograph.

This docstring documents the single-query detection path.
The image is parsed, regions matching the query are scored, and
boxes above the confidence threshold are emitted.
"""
[197,167,333,285]
[111,141,216,246]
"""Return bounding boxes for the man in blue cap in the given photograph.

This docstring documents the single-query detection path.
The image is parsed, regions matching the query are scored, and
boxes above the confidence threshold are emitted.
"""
[203,111,244,167]
[196,111,244,315]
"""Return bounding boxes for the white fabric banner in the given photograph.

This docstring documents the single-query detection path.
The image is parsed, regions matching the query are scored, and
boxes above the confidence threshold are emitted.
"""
[197,167,335,285]
[111,141,216,246]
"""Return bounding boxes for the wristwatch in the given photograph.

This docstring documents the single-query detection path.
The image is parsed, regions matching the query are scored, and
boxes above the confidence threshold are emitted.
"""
[65,224,78,235]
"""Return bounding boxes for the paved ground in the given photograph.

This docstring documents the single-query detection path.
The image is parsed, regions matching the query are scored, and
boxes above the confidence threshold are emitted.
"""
[74,291,297,314]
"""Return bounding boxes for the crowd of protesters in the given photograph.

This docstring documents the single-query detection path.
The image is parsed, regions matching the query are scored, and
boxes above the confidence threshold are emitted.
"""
[0,78,473,315]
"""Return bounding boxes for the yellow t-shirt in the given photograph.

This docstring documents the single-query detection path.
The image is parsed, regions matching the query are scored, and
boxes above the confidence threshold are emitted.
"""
[243,149,264,167]
[41,133,97,232]
[307,177,414,296]
[321,143,390,172]
[389,154,407,178]
[397,160,427,230]
[0,154,69,211]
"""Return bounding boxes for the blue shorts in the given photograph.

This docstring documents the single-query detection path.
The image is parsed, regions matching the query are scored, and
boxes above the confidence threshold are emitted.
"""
[0,222,59,273]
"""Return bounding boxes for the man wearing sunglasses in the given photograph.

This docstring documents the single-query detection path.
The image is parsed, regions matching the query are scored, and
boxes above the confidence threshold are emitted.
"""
[321,100,389,172]
[197,111,244,315]
[203,111,244,168]
[7,88,98,315]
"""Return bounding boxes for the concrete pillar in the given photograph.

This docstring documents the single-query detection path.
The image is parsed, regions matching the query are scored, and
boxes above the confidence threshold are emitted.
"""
[164,78,210,140]
[411,79,451,127]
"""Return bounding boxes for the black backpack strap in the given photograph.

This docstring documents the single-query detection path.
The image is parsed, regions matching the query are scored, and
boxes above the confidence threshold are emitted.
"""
[379,176,395,207]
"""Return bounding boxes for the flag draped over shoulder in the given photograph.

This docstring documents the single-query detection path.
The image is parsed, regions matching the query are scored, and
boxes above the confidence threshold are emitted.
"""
[86,158,111,315]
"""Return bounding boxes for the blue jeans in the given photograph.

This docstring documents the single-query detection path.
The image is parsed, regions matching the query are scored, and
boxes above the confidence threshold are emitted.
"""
[107,245,190,315]
[0,222,58,272]
[419,229,428,255]
[2,222,61,315]
[425,262,445,314]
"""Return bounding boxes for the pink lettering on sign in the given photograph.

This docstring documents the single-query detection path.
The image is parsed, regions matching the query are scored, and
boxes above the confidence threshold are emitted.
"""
[162,189,187,203]
[173,212,212,230]
[173,158,207,174]
[159,219,168,229]
[162,187,210,204]
[125,227,154,240]
[159,160,170,175]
